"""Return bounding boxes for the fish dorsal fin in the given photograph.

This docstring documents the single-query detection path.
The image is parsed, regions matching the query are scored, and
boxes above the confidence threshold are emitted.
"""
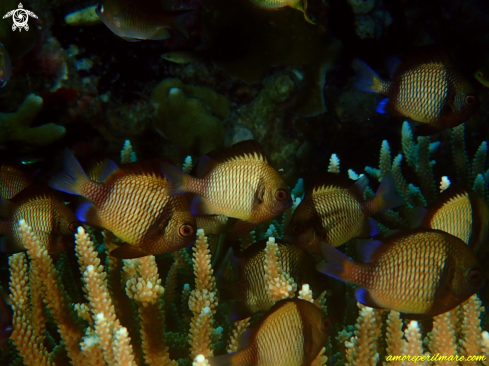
[206,140,267,165]
[392,46,452,79]
[307,173,365,202]
[87,159,120,182]
[8,185,59,206]
[110,243,150,259]
[118,160,166,178]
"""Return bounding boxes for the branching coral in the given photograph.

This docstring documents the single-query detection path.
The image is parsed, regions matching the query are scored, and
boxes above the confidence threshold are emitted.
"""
[0,94,66,150]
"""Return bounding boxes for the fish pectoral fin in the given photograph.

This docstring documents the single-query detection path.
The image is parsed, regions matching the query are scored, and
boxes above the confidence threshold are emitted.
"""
[110,243,150,259]
[376,98,402,116]
[355,288,383,309]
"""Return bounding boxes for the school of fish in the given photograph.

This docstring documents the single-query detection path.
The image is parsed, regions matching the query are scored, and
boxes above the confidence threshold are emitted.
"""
[1,4,488,360]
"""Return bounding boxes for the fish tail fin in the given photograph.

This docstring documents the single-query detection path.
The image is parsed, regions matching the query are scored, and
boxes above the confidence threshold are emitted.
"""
[169,9,192,39]
[161,162,192,195]
[352,58,385,93]
[367,173,405,214]
[316,242,358,284]
[48,148,90,196]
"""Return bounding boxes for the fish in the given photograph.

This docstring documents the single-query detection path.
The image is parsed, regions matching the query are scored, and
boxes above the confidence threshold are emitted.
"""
[0,186,80,255]
[0,43,11,87]
[0,288,12,349]
[317,229,484,318]
[162,140,292,225]
[287,173,404,253]
[415,185,489,257]
[474,65,489,87]
[248,0,315,24]
[0,163,32,199]
[95,0,192,41]
[210,298,331,366]
[48,149,196,258]
[161,51,201,64]
[218,239,327,315]
[352,47,479,135]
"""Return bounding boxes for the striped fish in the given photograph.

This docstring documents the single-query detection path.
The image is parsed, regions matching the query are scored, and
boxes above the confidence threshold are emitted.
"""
[210,298,331,366]
[0,186,79,255]
[218,239,326,315]
[318,229,484,318]
[287,173,404,253]
[48,149,196,258]
[352,47,478,135]
[0,163,32,199]
[162,140,292,225]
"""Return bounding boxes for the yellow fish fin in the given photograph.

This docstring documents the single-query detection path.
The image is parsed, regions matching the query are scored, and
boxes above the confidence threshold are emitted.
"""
[206,140,267,165]
[110,243,150,259]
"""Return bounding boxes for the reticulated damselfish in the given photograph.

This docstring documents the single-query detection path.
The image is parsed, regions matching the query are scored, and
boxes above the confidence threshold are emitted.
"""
[352,47,479,135]
[48,149,196,258]
[0,186,80,255]
[317,229,484,318]
[162,140,292,226]
[210,298,331,366]
[287,173,404,253]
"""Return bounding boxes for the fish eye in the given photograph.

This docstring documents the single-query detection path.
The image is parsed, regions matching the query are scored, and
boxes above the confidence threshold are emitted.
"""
[464,95,477,106]
[291,224,304,234]
[478,72,483,77]
[275,189,288,201]
[467,269,482,283]
[69,221,81,232]
[96,3,104,13]
[320,317,331,331]
[179,224,194,237]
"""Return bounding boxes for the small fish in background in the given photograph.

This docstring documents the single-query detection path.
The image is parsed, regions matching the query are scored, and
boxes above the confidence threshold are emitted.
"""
[0,186,80,255]
[474,64,489,87]
[218,239,327,316]
[162,140,292,228]
[317,229,484,318]
[210,298,331,366]
[287,173,404,253]
[414,185,489,258]
[95,0,192,41]
[0,162,32,199]
[161,51,201,64]
[0,43,11,87]
[352,47,479,135]
[248,0,315,24]
[0,287,12,349]
[48,150,196,258]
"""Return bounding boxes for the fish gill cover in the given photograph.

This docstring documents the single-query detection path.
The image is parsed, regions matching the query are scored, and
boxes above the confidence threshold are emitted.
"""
[0,0,489,365]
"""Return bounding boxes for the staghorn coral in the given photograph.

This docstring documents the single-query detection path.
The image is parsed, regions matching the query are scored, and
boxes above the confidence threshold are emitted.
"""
[0,94,66,150]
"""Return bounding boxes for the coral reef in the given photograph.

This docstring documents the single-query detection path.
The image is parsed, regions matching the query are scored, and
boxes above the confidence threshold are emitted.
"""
[0,94,66,150]
[152,78,230,160]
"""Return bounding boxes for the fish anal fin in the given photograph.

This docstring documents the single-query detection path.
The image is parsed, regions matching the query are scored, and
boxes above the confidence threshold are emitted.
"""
[150,27,171,40]
[355,288,383,309]
[110,244,149,259]
[228,220,257,241]
[76,202,103,227]
[191,196,214,216]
